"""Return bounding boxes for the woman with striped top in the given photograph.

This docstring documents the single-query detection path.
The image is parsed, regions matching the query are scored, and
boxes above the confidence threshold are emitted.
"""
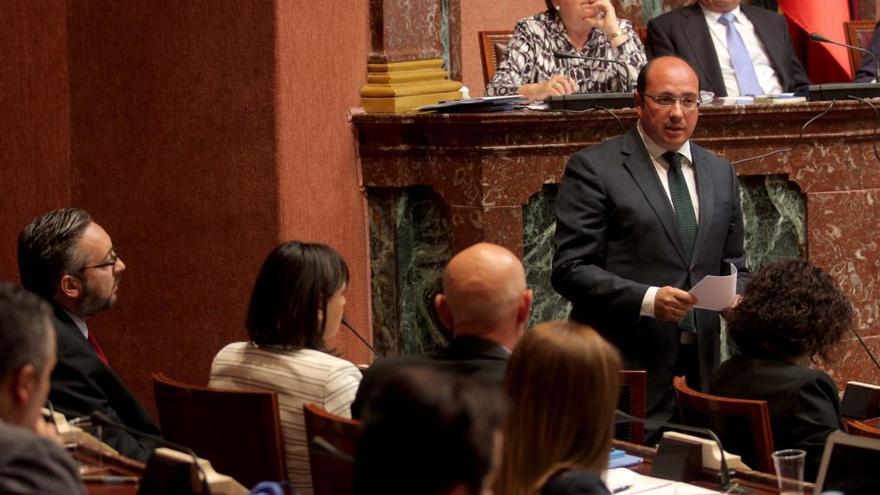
[209,241,361,495]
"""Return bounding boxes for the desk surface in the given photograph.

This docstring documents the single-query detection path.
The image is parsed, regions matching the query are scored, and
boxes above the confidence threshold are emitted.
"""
[613,440,814,495]
[75,443,142,495]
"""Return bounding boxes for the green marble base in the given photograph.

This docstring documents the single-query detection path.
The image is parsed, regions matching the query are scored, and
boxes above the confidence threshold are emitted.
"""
[368,175,805,357]
[368,187,451,357]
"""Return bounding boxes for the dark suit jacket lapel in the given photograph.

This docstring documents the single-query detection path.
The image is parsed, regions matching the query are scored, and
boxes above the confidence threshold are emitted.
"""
[691,144,715,265]
[742,5,787,89]
[621,129,689,264]
[680,4,727,97]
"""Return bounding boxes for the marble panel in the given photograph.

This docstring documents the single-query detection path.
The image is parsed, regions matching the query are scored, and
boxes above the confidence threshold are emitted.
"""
[370,175,809,357]
[739,175,806,269]
[824,337,880,386]
[448,205,523,253]
[523,185,571,327]
[368,187,452,357]
[807,191,880,336]
[369,0,443,63]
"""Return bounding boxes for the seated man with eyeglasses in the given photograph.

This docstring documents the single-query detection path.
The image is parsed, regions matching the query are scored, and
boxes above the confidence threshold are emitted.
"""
[17,208,161,461]
[552,56,749,434]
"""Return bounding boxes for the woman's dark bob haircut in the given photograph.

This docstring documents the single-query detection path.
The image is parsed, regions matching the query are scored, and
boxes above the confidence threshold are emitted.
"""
[246,241,349,350]
[728,259,853,363]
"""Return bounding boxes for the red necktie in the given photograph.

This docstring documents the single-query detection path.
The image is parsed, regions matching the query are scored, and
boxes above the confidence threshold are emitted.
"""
[87,331,110,366]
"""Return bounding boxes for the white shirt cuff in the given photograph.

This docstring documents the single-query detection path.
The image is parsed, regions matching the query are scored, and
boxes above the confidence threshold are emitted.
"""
[640,286,659,318]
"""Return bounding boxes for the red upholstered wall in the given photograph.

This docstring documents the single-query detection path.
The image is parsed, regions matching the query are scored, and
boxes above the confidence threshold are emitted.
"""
[460,0,539,97]
[1,1,371,415]
[275,2,371,364]
[0,0,71,281]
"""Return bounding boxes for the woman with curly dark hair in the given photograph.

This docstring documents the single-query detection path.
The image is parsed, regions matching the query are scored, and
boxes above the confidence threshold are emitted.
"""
[710,259,853,481]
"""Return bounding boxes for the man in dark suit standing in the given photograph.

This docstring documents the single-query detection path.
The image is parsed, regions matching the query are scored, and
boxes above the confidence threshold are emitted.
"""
[17,208,160,461]
[552,56,748,426]
[646,0,809,97]
[352,242,532,418]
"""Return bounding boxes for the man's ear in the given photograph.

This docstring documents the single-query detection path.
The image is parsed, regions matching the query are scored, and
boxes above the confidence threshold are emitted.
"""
[517,289,533,325]
[59,274,82,299]
[435,293,453,329]
[10,365,37,406]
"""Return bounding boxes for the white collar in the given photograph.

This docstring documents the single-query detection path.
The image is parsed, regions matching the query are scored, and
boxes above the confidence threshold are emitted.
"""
[701,4,744,24]
[61,308,89,339]
[636,122,693,164]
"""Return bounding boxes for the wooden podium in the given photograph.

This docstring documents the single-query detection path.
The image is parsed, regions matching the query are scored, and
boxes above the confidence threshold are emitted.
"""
[352,100,880,385]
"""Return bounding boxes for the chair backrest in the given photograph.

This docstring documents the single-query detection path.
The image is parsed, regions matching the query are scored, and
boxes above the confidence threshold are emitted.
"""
[673,376,775,473]
[479,30,514,86]
[844,20,878,74]
[303,403,361,495]
[845,417,880,439]
[617,370,647,444]
[151,372,287,490]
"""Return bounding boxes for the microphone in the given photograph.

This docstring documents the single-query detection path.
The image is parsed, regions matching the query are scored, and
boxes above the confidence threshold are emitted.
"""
[310,435,354,463]
[809,32,880,84]
[89,411,210,494]
[851,326,880,372]
[553,51,632,92]
[342,317,383,359]
[615,410,732,489]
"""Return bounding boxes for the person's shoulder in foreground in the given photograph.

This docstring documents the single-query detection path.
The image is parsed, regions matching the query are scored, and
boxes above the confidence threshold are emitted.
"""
[0,422,86,495]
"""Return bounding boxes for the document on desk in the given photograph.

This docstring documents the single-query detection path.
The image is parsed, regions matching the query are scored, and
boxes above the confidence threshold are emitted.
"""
[606,468,721,494]
[688,263,737,311]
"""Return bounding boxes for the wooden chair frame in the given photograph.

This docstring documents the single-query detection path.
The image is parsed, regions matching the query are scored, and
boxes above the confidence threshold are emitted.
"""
[152,372,287,489]
[478,30,514,86]
[845,417,880,439]
[303,403,361,495]
[673,376,775,473]
[618,370,647,444]
[845,20,878,75]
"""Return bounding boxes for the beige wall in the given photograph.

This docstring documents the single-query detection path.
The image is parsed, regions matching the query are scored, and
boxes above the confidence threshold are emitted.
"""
[460,0,543,97]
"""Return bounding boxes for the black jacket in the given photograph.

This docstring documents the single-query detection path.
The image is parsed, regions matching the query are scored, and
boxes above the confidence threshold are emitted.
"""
[49,305,161,462]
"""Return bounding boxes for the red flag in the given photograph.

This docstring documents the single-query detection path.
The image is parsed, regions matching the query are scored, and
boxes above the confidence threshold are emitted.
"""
[779,0,853,82]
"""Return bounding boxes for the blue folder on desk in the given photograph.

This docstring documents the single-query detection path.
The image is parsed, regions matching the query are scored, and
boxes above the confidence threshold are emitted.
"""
[609,448,643,469]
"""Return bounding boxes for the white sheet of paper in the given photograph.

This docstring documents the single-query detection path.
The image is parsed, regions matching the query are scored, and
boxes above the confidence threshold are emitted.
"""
[605,468,674,494]
[688,263,737,311]
[604,468,721,494]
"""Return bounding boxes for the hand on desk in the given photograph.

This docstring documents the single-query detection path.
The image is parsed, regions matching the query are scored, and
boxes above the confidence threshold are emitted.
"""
[518,75,577,101]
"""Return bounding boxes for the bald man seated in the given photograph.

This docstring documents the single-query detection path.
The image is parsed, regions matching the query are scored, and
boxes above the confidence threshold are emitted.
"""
[351,242,532,418]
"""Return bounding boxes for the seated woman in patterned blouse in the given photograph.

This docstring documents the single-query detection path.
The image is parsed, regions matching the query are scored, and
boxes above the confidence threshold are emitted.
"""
[487,0,647,101]
[209,241,362,495]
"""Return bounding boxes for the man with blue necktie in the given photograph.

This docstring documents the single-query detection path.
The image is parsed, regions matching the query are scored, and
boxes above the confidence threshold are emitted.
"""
[646,0,810,97]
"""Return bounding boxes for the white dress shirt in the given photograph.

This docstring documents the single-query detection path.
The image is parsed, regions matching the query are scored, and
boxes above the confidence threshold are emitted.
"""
[702,5,784,96]
[636,123,698,319]
[61,308,89,339]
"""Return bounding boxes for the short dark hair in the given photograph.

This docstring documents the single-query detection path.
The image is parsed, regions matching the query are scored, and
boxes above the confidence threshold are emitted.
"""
[18,208,92,301]
[0,283,53,379]
[728,259,853,362]
[355,366,507,495]
[246,241,349,350]
[636,56,700,97]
